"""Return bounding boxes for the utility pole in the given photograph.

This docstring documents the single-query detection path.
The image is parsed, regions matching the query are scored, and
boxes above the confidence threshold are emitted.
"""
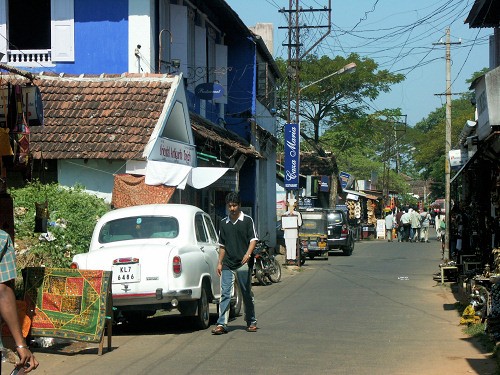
[279,1,331,124]
[279,1,331,265]
[433,28,461,261]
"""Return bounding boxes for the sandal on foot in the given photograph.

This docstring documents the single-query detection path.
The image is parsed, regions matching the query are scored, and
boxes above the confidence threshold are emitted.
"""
[246,325,257,332]
[211,325,227,335]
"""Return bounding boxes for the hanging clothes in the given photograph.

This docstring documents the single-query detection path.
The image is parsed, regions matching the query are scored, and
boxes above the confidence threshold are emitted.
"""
[0,128,13,156]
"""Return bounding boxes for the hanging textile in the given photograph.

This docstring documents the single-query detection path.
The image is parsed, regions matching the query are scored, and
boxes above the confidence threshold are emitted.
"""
[0,128,13,156]
[112,174,175,208]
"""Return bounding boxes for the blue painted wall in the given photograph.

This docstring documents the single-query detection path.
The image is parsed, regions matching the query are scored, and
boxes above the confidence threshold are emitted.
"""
[31,0,128,74]
[226,36,256,142]
[224,35,257,209]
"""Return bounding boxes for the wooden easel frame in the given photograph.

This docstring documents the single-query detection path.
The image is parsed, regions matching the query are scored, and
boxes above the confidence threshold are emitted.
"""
[98,279,113,355]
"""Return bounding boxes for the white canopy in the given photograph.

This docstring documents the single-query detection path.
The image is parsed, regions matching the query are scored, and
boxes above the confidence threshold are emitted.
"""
[145,160,230,189]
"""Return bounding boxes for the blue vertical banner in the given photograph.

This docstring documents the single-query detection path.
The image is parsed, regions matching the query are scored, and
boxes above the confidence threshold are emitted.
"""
[284,123,300,190]
[339,171,351,190]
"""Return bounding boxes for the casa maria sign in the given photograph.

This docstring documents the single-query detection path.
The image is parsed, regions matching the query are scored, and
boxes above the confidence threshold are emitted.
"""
[284,123,300,190]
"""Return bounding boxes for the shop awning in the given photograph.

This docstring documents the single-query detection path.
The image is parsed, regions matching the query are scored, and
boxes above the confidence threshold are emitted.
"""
[450,150,480,185]
[144,160,230,189]
[343,189,379,200]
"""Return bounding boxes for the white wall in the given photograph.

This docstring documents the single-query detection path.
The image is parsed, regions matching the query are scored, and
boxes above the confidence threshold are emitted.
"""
[129,0,155,73]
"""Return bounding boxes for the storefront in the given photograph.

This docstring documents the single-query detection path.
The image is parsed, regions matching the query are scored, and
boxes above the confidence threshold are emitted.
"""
[341,189,379,240]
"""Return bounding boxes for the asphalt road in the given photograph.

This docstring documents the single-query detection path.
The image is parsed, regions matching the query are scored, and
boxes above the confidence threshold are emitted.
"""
[3,230,497,375]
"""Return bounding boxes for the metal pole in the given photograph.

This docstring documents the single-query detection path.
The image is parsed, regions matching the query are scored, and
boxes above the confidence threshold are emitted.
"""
[444,28,452,261]
[294,0,301,267]
[433,28,460,261]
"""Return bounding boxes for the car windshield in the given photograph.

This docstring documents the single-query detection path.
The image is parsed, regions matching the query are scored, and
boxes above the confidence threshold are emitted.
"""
[99,216,179,243]
[327,212,343,225]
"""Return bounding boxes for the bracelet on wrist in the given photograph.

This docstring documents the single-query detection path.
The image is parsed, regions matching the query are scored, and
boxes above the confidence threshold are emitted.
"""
[15,345,29,350]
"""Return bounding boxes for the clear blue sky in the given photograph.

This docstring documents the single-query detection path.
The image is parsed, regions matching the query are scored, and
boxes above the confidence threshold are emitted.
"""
[226,0,490,126]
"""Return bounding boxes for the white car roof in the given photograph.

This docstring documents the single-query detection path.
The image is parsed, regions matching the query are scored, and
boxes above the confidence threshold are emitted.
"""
[92,204,207,247]
[100,204,204,221]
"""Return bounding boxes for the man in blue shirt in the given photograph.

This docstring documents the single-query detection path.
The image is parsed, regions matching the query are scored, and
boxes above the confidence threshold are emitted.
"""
[212,192,258,335]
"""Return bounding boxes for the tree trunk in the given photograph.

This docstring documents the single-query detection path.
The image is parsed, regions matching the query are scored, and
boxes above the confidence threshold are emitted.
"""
[329,172,337,209]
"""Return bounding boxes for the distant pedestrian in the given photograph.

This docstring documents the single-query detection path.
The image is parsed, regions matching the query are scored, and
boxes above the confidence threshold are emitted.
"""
[395,209,404,242]
[401,210,411,242]
[385,211,395,242]
[420,209,431,243]
[410,208,421,242]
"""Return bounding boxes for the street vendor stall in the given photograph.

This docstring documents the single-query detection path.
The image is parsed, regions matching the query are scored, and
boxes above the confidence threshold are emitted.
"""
[342,189,379,240]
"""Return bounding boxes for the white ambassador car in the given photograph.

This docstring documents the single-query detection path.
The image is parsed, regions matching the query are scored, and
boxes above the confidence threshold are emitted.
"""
[71,204,239,330]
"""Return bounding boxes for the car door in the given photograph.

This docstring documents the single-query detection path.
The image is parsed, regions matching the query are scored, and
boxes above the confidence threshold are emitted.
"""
[194,213,221,296]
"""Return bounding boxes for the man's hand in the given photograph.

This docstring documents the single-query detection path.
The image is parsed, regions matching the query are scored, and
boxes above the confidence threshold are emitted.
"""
[241,253,252,265]
[216,263,222,276]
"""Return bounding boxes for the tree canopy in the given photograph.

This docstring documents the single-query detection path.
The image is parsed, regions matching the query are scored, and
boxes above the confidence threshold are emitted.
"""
[275,51,486,206]
[276,53,404,147]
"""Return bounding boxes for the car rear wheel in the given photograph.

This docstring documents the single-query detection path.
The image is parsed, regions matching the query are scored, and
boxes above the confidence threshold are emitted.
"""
[194,285,210,330]
[342,239,354,256]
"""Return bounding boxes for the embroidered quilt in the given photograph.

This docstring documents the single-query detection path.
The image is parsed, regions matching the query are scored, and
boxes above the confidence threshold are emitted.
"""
[23,267,111,343]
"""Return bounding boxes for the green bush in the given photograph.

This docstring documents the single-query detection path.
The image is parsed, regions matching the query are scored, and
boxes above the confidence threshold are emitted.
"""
[9,181,110,268]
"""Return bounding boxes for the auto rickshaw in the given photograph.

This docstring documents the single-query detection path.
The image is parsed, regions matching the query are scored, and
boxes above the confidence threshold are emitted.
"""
[298,208,329,259]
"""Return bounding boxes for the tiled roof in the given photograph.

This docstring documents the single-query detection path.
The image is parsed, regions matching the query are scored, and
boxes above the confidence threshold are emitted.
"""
[0,72,259,160]
[1,72,171,160]
[190,112,261,158]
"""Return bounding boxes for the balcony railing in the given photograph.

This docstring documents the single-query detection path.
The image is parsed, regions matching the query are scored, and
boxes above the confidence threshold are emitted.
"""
[7,49,54,67]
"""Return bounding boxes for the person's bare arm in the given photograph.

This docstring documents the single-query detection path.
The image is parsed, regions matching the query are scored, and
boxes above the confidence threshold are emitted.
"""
[0,281,39,372]
[242,240,257,265]
[217,246,226,276]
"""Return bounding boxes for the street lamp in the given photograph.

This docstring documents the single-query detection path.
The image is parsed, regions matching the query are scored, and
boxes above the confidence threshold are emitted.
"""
[299,62,356,93]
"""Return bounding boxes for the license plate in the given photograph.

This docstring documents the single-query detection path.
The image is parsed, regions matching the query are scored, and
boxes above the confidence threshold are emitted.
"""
[112,263,140,283]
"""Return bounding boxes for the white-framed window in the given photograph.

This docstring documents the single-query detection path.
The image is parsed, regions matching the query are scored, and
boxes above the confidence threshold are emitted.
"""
[0,0,74,66]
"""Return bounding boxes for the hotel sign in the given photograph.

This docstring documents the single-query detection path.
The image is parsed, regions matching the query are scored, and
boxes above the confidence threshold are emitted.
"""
[150,138,196,167]
[284,123,300,190]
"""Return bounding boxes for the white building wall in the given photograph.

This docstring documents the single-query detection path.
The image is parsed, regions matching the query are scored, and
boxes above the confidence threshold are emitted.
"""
[129,0,155,73]
[249,23,274,56]
[58,159,126,203]
[255,103,278,247]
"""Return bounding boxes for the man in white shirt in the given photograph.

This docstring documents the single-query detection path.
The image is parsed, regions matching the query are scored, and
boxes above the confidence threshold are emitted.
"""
[400,210,411,242]
[384,211,395,242]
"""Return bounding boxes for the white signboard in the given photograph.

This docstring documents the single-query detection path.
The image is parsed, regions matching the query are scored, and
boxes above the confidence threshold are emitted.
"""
[376,219,386,239]
[449,149,468,169]
[150,138,196,167]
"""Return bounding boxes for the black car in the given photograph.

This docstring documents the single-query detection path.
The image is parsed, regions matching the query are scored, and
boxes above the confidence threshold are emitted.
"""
[326,209,354,256]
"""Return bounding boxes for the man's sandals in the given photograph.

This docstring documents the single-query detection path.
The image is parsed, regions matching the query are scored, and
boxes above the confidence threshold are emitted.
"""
[211,325,228,335]
[211,325,257,334]
[246,325,257,332]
